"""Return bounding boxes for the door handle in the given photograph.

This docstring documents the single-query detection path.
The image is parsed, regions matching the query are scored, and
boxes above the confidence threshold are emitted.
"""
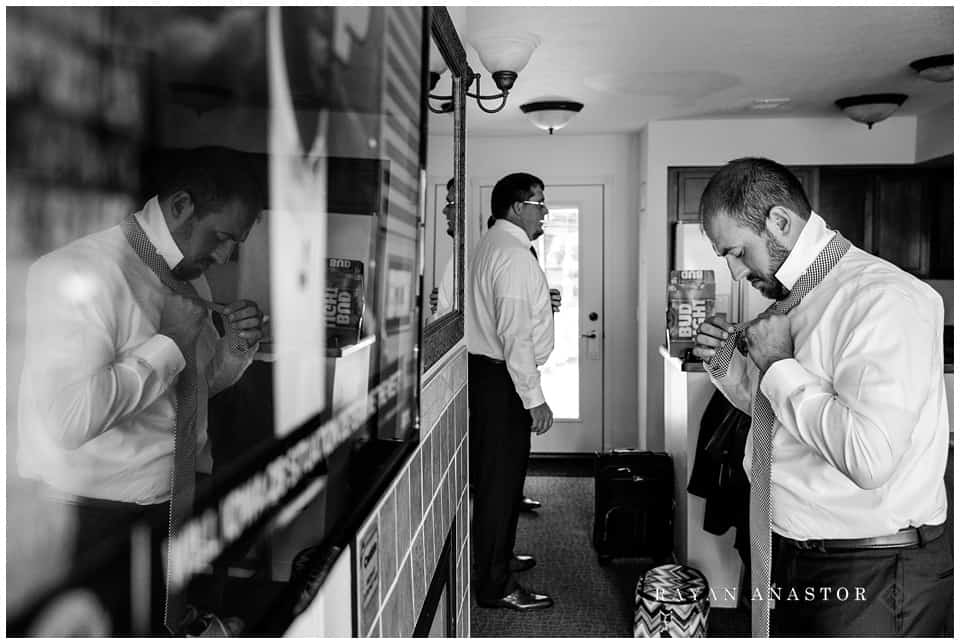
[581,332,597,339]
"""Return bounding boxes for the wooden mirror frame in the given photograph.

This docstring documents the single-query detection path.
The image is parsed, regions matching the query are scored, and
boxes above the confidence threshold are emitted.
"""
[421,7,471,371]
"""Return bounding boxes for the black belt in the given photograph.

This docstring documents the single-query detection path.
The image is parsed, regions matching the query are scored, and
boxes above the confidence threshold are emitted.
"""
[779,524,945,552]
[469,353,505,366]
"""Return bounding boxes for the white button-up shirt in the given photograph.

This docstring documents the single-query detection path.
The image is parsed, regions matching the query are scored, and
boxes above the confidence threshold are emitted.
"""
[466,219,554,409]
[709,212,949,540]
[17,197,253,504]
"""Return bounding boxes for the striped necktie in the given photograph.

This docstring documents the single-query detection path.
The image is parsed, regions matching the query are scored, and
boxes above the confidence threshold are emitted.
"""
[706,232,850,637]
[121,215,201,632]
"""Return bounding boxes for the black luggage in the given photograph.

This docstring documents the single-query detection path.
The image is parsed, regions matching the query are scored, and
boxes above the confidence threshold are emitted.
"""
[593,449,674,564]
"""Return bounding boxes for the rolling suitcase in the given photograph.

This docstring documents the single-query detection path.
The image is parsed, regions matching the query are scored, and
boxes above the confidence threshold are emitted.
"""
[593,449,674,564]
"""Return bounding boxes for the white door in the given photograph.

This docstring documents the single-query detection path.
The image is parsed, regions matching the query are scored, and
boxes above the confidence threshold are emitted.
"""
[477,184,604,453]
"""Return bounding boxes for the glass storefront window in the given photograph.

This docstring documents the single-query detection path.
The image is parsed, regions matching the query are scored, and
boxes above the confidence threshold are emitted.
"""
[7,6,426,636]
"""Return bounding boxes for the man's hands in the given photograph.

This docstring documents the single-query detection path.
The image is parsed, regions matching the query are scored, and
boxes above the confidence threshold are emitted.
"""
[222,299,266,350]
[529,402,554,435]
[692,311,793,375]
[692,313,735,364]
[549,288,561,313]
[158,294,206,356]
[742,311,793,376]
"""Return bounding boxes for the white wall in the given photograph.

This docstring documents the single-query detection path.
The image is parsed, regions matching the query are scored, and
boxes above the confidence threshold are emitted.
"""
[430,132,640,449]
[640,115,919,450]
[916,101,953,162]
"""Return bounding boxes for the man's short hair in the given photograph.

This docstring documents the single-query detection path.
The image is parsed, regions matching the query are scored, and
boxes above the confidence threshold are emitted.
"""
[446,177,455,191]
[490,172,544,221]
[699,157,812,234]
[155,146,265,220]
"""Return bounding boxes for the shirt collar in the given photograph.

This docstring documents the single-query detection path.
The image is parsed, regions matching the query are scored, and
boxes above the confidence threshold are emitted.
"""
[133,196,183,271]
[774,211,836,291]
[491,218,533,247]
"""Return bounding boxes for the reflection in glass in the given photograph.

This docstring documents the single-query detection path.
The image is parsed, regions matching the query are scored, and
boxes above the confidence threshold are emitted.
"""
[536,207,580,419]
[7,5,424,636]
[426,178,457,323]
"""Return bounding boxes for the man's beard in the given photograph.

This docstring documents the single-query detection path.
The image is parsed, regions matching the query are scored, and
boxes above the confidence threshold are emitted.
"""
[749,233,790,300]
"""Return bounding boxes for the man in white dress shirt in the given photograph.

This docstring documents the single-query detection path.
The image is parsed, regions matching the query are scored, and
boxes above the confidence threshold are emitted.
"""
[693,157,951,636]
[467,172,555,611]
[17,147,267,633]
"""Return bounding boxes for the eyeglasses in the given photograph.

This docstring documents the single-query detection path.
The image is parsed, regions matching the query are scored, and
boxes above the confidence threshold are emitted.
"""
[445,200,456,208]
[520,200,549,212]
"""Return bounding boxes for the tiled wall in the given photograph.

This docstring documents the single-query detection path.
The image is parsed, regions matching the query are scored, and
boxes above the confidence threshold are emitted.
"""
[356,346,470,637]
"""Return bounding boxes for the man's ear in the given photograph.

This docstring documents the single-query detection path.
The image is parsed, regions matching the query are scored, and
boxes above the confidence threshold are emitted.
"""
[169,190,196,222]
[765,205,794,239]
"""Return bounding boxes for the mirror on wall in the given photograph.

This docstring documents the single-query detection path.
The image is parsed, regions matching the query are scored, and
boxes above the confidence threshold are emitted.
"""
[420,8,469,371]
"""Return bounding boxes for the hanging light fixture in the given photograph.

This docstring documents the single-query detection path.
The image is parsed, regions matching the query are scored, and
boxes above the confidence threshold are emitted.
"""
[834,93,908,130]
[910,54,953,82]
[427,38,453,114]
[520,100,584,134]
[428,31,540,114]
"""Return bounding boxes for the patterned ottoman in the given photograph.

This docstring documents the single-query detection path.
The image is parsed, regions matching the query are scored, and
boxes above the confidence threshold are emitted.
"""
[634,563,710,637]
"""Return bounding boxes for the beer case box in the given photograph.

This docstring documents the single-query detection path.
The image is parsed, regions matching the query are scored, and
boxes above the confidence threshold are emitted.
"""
[325,258,365,349]
[666,270,715,359]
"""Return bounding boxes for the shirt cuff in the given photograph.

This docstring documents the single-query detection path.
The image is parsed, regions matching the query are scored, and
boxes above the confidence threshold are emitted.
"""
[519,386,545,410]
[759,357,809,414]
[133,334,186,386]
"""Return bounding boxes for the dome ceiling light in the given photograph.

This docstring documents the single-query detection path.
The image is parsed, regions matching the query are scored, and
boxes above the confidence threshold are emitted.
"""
[834,93,908,130]
[519,100,584,135]
[910,54,953,82]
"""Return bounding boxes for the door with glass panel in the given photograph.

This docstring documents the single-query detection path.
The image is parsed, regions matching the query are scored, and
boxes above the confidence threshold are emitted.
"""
[477,184,604,453]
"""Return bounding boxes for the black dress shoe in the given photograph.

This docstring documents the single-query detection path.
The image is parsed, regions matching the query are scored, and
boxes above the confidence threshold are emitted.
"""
[509,554,536,572]
[477,586,554,611]
[520,496,542,512]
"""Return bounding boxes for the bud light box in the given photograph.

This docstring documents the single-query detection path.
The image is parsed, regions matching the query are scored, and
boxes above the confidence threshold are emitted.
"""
[666,269,715,360]
[325,258,365,349]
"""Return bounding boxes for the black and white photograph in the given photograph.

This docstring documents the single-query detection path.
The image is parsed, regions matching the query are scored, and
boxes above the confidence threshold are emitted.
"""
[5,3,954,638]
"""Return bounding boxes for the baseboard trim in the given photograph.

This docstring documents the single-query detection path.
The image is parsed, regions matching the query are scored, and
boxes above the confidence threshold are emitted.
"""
[528,454,594,477]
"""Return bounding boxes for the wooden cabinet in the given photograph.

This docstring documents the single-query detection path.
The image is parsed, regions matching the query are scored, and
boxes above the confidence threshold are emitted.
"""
[816,168,871,249]
[671,164,953,279]
[873,170,930,276]
[928,167,953,279]
[672,169,716,222]
[819,166,952,278]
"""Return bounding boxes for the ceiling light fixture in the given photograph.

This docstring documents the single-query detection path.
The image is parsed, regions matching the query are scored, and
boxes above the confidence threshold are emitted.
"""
[520,100,584,134]
[429,32,540,114]
[910,54,953,82]
[834,93,908,130]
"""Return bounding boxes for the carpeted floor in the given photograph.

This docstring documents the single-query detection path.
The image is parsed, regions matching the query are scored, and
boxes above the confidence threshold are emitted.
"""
[470,475,648,637]
[469,475,753,637]
[471,447,955,637]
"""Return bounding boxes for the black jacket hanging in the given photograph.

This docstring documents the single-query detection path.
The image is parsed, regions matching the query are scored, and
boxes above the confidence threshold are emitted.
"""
[687,389,751,567]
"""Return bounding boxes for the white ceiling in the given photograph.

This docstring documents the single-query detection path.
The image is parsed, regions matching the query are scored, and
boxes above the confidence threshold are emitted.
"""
[429,5,954,136]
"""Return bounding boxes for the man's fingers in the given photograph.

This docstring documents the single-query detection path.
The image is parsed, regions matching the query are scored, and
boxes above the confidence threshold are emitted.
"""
[691,345,716,361]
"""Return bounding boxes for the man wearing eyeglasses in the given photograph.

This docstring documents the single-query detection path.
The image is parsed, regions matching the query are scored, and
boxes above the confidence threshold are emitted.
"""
[429,178,457,321]
[467,172,556,611]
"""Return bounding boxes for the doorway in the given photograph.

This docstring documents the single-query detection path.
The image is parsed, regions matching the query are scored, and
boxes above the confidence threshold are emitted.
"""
[477,184,604,453]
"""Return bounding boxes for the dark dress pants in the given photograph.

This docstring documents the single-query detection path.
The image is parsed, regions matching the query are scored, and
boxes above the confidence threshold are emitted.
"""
[60,497,169,635]
[468,355,532,602]
[771,524,953,636]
